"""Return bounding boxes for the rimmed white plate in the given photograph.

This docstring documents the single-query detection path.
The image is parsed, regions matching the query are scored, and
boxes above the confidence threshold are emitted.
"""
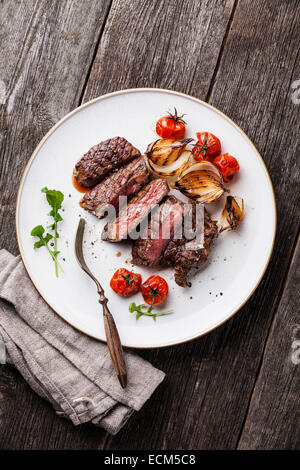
[16,89,276,348]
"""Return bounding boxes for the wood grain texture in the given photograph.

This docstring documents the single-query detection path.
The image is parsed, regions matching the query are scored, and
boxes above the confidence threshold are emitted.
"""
[85,0,299,450]
[83,0,235,100]
[0,0,112,450]
[238,237,300,450]
[0,0,111,254]
[208,0,300,446]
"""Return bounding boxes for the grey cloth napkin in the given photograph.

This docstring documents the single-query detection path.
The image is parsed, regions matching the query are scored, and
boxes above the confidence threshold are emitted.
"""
[0,249,165,435]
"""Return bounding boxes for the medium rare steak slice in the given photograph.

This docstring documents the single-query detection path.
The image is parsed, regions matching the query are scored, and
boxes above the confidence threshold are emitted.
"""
[73,136,141,187]
[163,208,218,287]
[103,178,169,242]
[131,196,184,267]
[80,158,150,219]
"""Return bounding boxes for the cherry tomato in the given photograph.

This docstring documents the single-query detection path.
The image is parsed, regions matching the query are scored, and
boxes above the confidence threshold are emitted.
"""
[141,275,169,306]
[213,153,240,182]
[110,268,142,297]
[156,108,186,139]
[192,132,221,162]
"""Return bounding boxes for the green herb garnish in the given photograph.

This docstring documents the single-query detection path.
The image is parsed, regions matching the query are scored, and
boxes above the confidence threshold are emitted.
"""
[129,302,173,322]
[31,187,64,277]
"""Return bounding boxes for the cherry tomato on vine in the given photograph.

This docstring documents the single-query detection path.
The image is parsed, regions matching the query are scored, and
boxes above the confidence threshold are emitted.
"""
[141,275,169,306]
[192,131,221,162]
[156,108,186,139]
[110,268,142,297]
[213,153,240,182]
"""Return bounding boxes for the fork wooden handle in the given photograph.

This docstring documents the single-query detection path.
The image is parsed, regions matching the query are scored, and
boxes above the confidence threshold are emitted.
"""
[102,304,127,389]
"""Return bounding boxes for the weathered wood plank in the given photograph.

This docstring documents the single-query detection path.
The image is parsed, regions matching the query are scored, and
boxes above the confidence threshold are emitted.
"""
[83,0,236,100]
[208,0,300,450]
[0,0,112,254]
[238,236,300,450]
[86,0,299,450]
[0,0,112,450]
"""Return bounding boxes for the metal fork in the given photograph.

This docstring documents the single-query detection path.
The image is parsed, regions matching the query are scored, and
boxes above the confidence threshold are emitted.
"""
[75,218,127,388]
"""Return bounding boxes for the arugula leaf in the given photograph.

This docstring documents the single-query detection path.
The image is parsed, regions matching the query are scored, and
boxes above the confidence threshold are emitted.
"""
[129,302,173,322]
[33,231,53,249]
[31,224,61,268]
[31,188,64,277]
[41,187,64,211]
[41,187,64,276]
[31,225,45,238]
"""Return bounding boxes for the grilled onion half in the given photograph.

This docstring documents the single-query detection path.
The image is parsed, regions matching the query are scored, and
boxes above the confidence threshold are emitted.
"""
[145,138,192,177]
[171,161,226,204]
[220,196,245,232]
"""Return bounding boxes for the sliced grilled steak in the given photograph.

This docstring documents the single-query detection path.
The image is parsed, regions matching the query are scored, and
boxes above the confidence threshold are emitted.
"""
[73,136,141,187]
[131,196,184,267]
[80,158,150,219]
[103,178,169,242]
[163,207,218,287]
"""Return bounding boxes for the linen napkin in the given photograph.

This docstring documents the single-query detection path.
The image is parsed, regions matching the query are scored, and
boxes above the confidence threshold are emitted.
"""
[0,249,165,435]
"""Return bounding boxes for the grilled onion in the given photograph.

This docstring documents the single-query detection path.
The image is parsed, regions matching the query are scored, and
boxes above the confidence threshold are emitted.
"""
[146,138,192,167]
[145,150,191,177]
[171,161,226,203]
[220,196,245,232]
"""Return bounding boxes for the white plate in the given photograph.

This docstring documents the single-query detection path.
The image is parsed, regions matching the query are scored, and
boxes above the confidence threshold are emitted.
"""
[16,89,276,348]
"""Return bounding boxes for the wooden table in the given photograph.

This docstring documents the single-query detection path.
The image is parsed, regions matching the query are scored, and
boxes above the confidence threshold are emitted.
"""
[0,0,299,450]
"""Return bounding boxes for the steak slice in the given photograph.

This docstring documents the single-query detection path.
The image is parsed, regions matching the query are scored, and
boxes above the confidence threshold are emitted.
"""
[163,207,218,287]
[73,136,141,187]
[80,158,150,219]
[131,196,184,267]
[103,178,169,242]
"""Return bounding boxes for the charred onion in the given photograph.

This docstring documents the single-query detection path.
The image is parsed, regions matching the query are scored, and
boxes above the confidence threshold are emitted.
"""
[145,150,191,177]
[146,138,192,165]
[171,161,226,203]
[220,196,245,232]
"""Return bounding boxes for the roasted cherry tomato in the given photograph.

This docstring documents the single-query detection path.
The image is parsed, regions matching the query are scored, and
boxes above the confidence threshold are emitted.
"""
[213,153,240,182]
[141,275,169,306]
[192,131,221,162]
[156,108,186,139]
[110,268,142,297]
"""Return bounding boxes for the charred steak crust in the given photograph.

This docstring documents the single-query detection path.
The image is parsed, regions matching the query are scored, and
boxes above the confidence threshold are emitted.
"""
[80,158,150,218]
[74,132,217,288]
[163,208,218,287]
[131,196,185,267]
[103,178,170,242]
[73,136,141,188]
